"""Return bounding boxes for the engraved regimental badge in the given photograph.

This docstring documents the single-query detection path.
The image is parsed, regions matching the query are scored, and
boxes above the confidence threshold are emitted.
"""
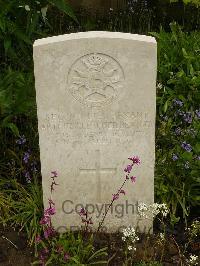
[68,53,124,107]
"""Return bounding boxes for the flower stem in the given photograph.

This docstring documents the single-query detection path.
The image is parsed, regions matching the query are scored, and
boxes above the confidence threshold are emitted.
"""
[97,178,127,232]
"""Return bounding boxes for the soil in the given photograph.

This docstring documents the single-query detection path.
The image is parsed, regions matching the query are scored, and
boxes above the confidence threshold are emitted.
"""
[0,225,199,266]
[0,226,34,266]
[94,232,183,265]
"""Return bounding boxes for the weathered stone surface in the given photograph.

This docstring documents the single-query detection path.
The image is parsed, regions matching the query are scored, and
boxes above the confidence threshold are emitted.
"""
[33,31,157,233]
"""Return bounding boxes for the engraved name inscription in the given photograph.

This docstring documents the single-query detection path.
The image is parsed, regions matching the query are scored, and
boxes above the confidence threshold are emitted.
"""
[40,111,153,145]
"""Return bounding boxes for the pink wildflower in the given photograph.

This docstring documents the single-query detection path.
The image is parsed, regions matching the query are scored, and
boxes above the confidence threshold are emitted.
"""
[120,189,126,195]
[51,181,58,193]
[51,171,58,177]
[124,164,133,173]
[112,193,119,201]
[35,235,41,243]
[79,208,87,216]
[39,248,49,266]
[45,206,56,216]
[43,248,49,254]
[128,156,141,165]
[64,252,70,262]
[130,176,137,183]
[40,199,56,225]
[40,215,51,225]
[44,226,56,239]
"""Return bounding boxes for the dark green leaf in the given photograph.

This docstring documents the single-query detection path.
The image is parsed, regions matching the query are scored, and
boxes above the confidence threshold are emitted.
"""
[181,152,193,161]
[48,0,78,22]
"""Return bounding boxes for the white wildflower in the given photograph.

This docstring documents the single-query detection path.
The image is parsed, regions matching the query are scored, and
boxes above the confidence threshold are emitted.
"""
[122,226,139,253]
[150,203,169,218]
[159,233,165,241]
[157,83,163,89]
[150,203,160,217]
[24,5,30,11]
[41,6,48,21]
[138,202,149,218]
[159,203,169,217]
[188,254,198,265]
[139,202,169,219]
[188,220,200,238]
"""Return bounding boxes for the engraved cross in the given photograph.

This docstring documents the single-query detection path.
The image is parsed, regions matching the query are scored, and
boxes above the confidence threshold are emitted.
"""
[79,150,116,202]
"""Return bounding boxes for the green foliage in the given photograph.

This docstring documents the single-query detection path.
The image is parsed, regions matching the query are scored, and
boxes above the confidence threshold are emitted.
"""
[49,0,78,22]
[152,23,200,224]
[187,220,200,239]
[0,69,35,116]
[135,262,162,266]
[2,178,43,246]
[34,232,108,265]
[0,0,77,68]
[0,69,35,139]
[0,0,77,145]
[170,0,200,6]
[0,185,14,225]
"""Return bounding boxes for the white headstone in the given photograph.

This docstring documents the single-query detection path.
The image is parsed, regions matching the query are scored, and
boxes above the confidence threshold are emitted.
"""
[33,32,157,233]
